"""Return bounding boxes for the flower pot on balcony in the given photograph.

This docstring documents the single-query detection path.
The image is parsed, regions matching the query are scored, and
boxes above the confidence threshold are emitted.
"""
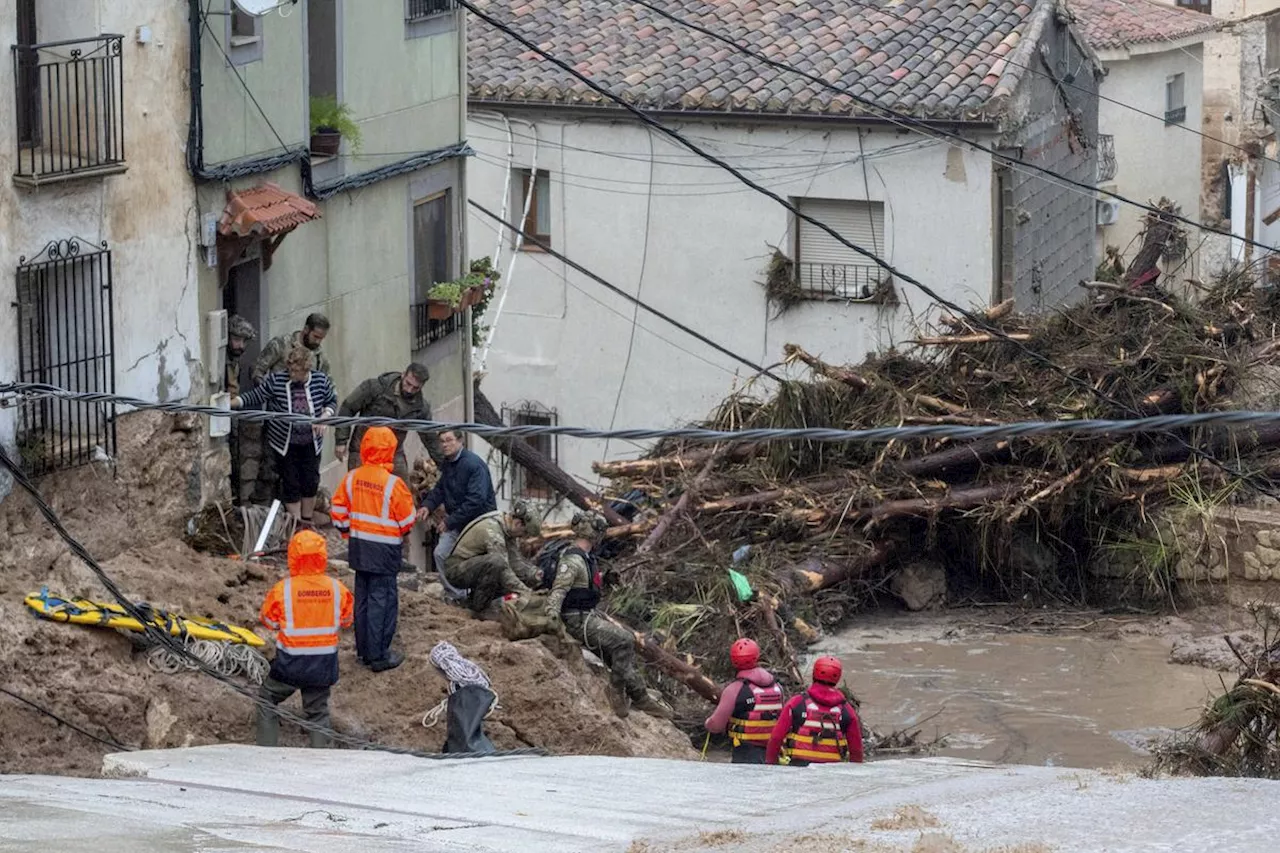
[426,300,454,321]
[310,130,342,157]
[460,285,484,310]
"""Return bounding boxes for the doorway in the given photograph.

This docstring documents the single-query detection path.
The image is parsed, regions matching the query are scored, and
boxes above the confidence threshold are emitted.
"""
[223,255,265,390]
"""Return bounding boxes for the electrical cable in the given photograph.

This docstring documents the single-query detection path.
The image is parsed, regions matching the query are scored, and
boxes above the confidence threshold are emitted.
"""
[0,684,137,752]
[0,443,545,761]
[199,12,290,152]
[622,0,1275,254]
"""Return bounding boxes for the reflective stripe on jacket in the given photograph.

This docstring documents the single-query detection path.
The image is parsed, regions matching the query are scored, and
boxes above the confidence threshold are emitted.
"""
[260,573,354,688]
[728,679,785,747]
[330,467,415,574]
[783,692,852,764]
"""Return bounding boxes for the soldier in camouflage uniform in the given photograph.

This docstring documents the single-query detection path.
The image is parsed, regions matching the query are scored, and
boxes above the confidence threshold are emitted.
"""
[545,511,674,719]
[242,313,331,504]
[226,315,256,505]
[333,363,442,482]
[443,500,541,613]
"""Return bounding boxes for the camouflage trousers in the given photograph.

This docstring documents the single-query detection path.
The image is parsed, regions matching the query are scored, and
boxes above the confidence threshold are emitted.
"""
[232,421,277,506]
[561,610,647,702]
[444,553,531,613]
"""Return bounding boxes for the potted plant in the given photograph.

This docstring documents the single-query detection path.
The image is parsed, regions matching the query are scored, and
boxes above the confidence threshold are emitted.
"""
[426,281,464,319]
[309,96,362,157]
[426,259,502,322]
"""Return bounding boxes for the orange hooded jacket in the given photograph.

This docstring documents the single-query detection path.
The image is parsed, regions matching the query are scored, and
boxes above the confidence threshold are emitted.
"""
[260,530,354,687]
[329,426,416,574]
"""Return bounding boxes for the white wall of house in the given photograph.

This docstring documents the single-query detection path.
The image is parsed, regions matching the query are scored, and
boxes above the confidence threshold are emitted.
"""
[1097,42,1205,267]
[466,113,998,502]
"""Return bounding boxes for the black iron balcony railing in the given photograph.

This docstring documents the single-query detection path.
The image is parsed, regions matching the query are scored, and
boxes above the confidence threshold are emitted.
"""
[406,0,457,21]
[12,35,126,186]
[411,303,460,350]
[1097,133,1117,183]
[796,262,886,300]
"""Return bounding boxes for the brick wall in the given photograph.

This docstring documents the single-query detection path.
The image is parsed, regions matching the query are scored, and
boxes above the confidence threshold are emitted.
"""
[1005,17,1101,312]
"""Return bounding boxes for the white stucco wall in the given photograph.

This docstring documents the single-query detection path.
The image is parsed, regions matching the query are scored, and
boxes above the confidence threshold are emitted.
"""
[466,113,997,499]
[0,1,200,498]
[1097,44,1205,268]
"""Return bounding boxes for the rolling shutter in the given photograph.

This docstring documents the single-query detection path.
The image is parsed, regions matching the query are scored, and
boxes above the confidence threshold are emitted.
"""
[796,199,885,297]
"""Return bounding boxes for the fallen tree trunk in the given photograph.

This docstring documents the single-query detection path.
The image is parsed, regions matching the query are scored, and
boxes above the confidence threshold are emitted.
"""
[601,613,721,703]
[593,444,761,478]
[694,477,849,514]
[789,541,897,592]
[782,343,870,390]
[896,439,1013,479]
[637,447,727,554]
[913,333,1031,345]
[474,382,626,526]
[1141,423,1280,466]
[940,298,1015,329]
[861,484,1022,524]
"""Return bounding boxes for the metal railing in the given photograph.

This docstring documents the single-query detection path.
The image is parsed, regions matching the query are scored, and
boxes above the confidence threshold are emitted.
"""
[796,262,885,300]
[411,303,460,350]
[12,35,125,184]
[406,0,456,20]
[1097,133,1117,183]
[13,238,117,475]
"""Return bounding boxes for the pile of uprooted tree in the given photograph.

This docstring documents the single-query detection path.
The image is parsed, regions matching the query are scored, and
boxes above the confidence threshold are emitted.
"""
[517,207,1280,693]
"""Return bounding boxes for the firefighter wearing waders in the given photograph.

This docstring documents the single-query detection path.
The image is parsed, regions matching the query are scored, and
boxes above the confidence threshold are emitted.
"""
[256,530,354,747]
[704,638,785,764]
[330,426,416,672]
[765,656,864,766]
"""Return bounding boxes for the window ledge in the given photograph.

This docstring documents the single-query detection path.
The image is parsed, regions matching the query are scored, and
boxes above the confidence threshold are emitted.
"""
[518,241,550,253]
[13,162,127,189]
[229,35,261,47]
[406,11,457,40]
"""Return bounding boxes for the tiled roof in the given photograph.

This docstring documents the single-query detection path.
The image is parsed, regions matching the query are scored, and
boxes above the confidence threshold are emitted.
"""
[467,0,1055,120]
[218,182,321,238]
[1067,0,1218,50]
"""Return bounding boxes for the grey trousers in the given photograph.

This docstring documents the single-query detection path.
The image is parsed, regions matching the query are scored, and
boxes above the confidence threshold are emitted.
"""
[255,676,332,748]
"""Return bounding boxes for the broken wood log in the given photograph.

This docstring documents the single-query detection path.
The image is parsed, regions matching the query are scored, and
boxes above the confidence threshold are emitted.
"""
[600,613,721,703]
[531,519,654,544]
[940,298,1015,328]
[758,595,804,685]
[914,394,967,416]
[912,333,1031,345]
[896,439,1013,479]
[1081,281,1176,315]
[636,446,728,554]
[1123,198,1180,290]
[592,444,760,478]
[782,343,870,390]
[902,415,1003,427]
[788,541,897,593]
[694,477,850,514]
[474,382,626,527]
[862,484,1023,524]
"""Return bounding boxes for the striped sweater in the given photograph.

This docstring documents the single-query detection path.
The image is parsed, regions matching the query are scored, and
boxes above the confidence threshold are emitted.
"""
[238,370,338,456]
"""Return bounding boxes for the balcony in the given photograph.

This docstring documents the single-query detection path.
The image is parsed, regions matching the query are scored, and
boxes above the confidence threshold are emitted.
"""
[796,262,888,301]
[1097,133,1117,183]
[406,0,456,20]
[411,302,460,350]
[12,35,126,187]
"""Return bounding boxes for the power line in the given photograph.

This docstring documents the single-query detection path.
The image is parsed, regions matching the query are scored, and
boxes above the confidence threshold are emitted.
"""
[626,0,1275,254]
[0,443,544,762]
[199,12,291,153]
[13,380,1280,445]
[0,684,137,752]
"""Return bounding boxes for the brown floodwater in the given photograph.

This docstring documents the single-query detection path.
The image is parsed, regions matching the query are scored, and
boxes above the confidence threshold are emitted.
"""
[824,625,1224,768]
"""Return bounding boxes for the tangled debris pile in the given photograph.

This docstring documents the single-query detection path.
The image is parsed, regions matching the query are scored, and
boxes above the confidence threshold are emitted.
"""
[561,243,1280,694]
[1151,602,1280,778]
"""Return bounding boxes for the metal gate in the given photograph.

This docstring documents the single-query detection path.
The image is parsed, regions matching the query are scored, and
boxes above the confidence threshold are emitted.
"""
[13,238,116,474]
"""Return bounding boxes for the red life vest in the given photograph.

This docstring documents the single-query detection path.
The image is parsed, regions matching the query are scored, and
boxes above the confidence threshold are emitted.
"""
[783,691,852,764]
[727,678,784,746]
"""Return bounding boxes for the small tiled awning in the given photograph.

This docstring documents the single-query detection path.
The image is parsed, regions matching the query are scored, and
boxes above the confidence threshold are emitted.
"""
[218,182,321,238]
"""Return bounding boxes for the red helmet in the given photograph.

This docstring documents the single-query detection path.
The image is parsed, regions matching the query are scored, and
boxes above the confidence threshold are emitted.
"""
[812,656,843,685]
[730,638,760,670]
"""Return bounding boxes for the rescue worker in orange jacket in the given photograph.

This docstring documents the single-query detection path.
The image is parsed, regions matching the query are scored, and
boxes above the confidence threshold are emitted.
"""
[765,656,864,766]
[704,638,785,764]
[329,426,416,672]
[256,530,354,748]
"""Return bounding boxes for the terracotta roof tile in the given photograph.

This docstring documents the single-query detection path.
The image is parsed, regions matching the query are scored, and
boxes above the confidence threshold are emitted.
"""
[468,0,1053,120]
[218,182,321,238]
[1067,0,1219,51]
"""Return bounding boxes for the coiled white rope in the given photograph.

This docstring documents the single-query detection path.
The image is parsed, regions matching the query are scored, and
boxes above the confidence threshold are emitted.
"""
[145,636,269,684]
[421,641,500,728]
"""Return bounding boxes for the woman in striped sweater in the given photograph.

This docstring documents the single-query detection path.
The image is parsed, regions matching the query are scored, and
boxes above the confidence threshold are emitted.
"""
[232,345,338,524]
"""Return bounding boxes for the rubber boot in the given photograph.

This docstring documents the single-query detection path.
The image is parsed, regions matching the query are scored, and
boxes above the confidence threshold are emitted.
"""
[632,689,675,720]
[369,649,405,672]
[308,727,332,749]
[256,706,280,746]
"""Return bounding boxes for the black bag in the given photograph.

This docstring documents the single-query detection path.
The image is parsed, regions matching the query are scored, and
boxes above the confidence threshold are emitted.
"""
[441,684,497,755]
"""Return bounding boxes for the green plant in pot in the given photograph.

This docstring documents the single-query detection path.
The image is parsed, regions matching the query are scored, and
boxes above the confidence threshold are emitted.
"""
[309,96,362,157]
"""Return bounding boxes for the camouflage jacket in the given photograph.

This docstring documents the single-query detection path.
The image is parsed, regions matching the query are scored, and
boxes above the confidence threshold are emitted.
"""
[335,371,441,463]
[251,331,330,384]
[545,550,591,616]
[225,355,243,397]
[447,511,529,576]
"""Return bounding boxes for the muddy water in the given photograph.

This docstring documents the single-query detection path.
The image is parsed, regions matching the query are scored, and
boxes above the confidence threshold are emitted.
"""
[823,623,1222,768]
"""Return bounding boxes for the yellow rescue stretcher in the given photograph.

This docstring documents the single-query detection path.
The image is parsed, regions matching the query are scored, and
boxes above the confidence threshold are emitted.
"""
[24,588,265,647]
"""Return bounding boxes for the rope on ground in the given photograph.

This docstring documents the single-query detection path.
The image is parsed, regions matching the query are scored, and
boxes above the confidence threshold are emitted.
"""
[145,636,269,684]
[421,641,500,728]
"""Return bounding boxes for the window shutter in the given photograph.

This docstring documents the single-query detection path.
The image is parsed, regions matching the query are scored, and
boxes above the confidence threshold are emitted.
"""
[797,198,885,266]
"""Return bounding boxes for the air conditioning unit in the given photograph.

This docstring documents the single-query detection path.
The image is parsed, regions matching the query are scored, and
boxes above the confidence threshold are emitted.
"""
[1096,199,1121,227]
[205,309,228,384]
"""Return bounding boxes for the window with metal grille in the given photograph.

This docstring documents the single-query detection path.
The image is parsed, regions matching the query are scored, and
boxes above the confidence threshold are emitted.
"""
[501,402,558,500]
[406,0,456,21]
[794,197,888,300]
[410,191,459,347]
[516,169,551,249]
[1166,73,1187,124]
[13,238,116,474]
[1175,0,1211,14]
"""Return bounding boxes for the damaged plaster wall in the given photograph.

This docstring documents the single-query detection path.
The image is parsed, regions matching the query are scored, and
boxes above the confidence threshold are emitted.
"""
[0,0,201,503]
[1002,9,1101,311]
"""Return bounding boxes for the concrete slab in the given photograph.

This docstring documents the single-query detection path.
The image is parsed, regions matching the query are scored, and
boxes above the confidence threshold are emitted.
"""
[0,746,1276,851]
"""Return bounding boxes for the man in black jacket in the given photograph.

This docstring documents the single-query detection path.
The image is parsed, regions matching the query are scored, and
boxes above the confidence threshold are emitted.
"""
[418,429,497,594]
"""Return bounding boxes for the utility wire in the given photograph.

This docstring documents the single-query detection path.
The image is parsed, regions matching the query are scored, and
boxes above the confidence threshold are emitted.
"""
[0,443,544,761]
[625,0,1274,254]
[199,12,291,153]
[0,684,137,752]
